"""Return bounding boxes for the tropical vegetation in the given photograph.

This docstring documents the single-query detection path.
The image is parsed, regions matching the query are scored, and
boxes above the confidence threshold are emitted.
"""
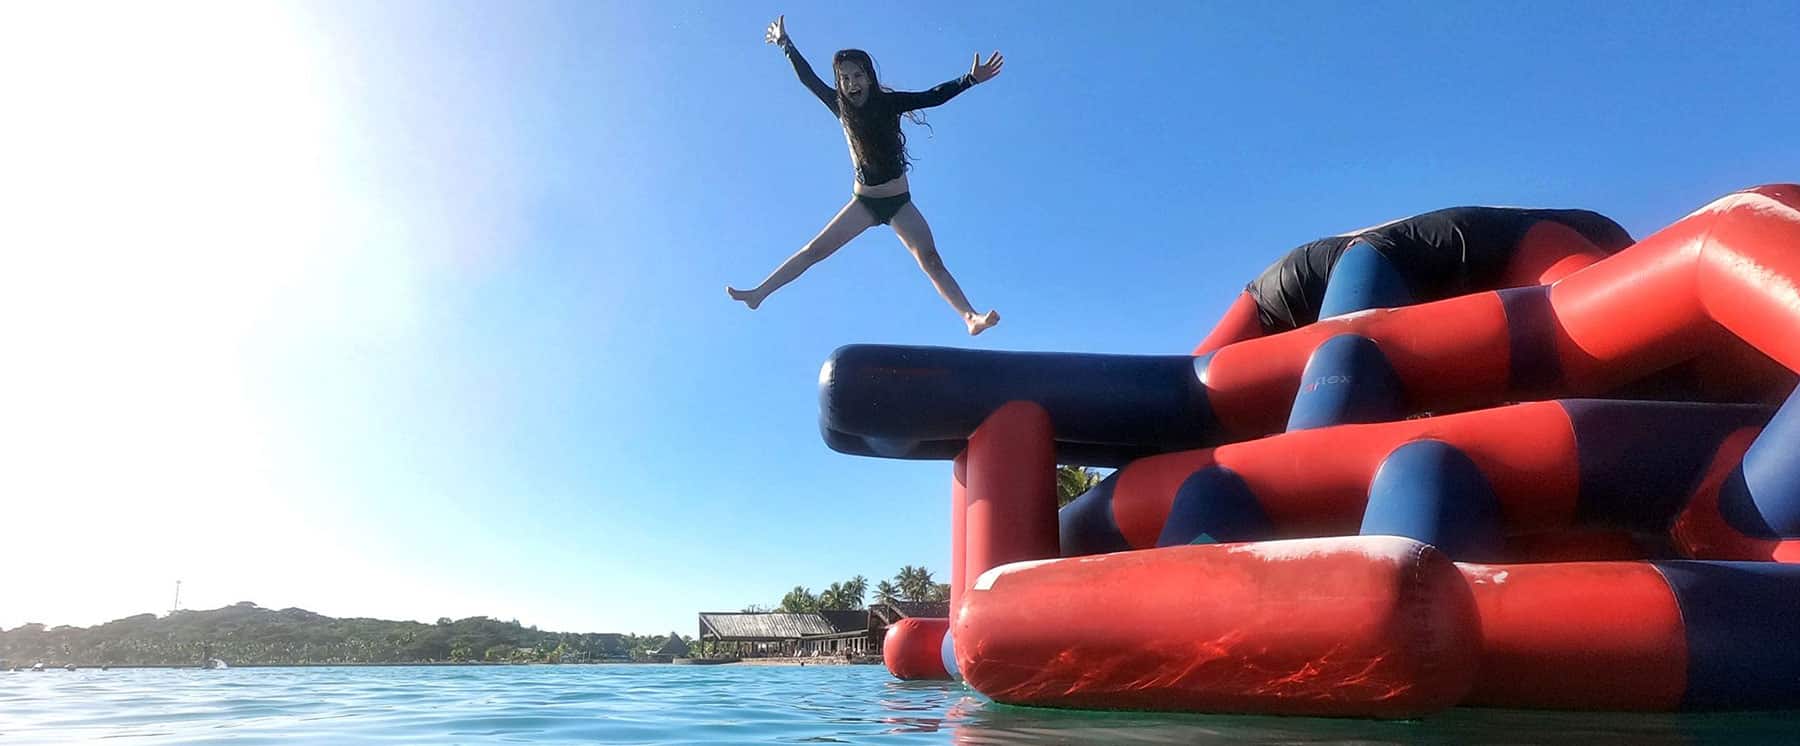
[0,602,690,667]
[769,566,949,613]
[1057,464,1105,507]
[6,487,1114,669]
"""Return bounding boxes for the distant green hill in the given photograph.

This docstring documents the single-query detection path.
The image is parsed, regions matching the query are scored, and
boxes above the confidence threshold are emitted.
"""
[0,602,652,667]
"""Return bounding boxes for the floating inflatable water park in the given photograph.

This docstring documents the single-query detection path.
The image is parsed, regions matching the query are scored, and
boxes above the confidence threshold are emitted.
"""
[820,184,1800,717]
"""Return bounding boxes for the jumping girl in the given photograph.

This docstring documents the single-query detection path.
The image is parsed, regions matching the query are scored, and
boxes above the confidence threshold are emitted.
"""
[727,15,1005,336]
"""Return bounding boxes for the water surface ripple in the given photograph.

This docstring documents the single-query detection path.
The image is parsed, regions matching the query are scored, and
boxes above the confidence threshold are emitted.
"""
[1,665,1793,744]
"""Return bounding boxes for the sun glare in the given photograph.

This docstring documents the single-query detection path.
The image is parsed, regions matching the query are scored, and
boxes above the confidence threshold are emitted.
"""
[0,1,371,626]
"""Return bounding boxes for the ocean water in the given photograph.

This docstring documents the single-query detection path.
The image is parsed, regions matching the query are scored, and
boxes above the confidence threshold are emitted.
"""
[0,664,1794,745]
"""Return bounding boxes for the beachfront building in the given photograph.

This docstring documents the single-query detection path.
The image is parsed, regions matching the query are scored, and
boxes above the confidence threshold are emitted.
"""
[695,612,847,658]
[866,601,949,635]
[640,631,691,663]
[696,603,949,659]
[592,633,630,662]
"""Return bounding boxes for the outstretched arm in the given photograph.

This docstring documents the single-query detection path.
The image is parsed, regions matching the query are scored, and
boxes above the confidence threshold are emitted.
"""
[887,51,1004,112]
[766,16,838,116]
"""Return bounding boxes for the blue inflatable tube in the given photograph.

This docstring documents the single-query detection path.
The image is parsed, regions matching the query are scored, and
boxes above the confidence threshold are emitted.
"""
[819,344,1218,466]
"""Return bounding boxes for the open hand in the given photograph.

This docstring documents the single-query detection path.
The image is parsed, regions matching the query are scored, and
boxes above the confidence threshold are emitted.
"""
[765,15,787,46]
[970,50,1004,83]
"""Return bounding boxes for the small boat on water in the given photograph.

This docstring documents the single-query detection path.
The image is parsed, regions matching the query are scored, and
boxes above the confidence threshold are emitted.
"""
[30,663,45,672]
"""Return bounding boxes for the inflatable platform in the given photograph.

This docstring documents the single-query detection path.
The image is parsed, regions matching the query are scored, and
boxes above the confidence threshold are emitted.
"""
[820,185,1800,716]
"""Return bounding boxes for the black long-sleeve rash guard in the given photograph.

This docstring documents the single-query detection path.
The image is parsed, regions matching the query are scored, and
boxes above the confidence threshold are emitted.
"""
[781,39,975,185]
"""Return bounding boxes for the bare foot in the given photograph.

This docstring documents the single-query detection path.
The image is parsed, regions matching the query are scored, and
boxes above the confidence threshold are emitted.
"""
[727,285,762,310]
[965,310,1000,336]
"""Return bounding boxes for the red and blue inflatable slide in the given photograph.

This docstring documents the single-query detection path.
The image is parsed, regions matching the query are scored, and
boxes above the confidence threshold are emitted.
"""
[820,185,1800,716]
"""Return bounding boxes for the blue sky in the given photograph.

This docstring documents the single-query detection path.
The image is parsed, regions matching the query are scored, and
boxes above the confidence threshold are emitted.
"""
[4,0,1800,635]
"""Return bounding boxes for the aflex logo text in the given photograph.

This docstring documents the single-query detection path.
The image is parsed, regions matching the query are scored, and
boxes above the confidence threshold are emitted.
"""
[1300,375,1354,394]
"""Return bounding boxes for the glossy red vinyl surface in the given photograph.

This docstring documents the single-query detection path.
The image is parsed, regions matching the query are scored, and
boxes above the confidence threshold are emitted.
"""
[1193,291,1266,356]
[1694,185,1800,373]
[1501,219,1610,287]
[955,537,1480,717]
[1204,293,1514,437]
[1189,185,1800,438]
[883,617,950,680]
[963,401,1058,584]
[1111,402,1580,548]
[1461,561,1687,710]
[949,451,968,612]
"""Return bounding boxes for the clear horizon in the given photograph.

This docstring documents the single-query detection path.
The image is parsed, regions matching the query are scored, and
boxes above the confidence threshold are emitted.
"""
[5,0,1800,635]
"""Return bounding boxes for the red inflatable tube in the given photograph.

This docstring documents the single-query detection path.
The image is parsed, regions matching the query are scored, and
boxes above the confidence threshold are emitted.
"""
[1695,187,1800,371]
[1111,401,1582,548]
[954,536,1480,718]
[1193,291,1265,355]
[884,617,950,680]
[1500,219,1612,287]
[1196,185,1800,438]
[1460,561,1686,710]
[1099,398,1773,553]
[1517,185,1800,392]
[962,401,1058,599]
[949,452,967,614]
[1203,293,1516,436]
[1193,219,1613,358]
[927,403,1057,684]
[954,541,1800,713]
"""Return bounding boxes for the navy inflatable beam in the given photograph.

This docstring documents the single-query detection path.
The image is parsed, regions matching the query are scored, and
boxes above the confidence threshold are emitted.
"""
[819,344,1218,466]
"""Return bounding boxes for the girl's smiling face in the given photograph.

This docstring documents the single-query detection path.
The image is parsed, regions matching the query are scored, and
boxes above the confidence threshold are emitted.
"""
[836,62,871,108]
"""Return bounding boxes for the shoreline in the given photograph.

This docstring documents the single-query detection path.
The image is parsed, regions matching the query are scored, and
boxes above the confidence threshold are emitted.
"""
[730,656,880,666]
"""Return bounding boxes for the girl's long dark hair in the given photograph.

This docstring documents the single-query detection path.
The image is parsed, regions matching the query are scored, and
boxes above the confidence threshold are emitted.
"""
[832,49,931,177]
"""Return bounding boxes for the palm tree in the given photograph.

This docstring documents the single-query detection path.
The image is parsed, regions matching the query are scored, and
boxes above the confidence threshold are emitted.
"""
[819,583,846,611]
[843,575,868,609]
[896,566,936,602]
[1057,465,1104,508]
[874,580,901,606]
[779,586,819,613]
[894,565,918,602]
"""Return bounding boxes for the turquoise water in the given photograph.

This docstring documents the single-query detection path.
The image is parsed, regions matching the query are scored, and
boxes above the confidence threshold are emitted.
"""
[0,664,1793,744]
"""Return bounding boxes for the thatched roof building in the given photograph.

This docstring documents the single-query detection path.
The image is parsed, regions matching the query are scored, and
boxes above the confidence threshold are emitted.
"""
[868,601,949,626]
[695,603,951,658]
[698,613,837,641]
[652,631,690,658]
